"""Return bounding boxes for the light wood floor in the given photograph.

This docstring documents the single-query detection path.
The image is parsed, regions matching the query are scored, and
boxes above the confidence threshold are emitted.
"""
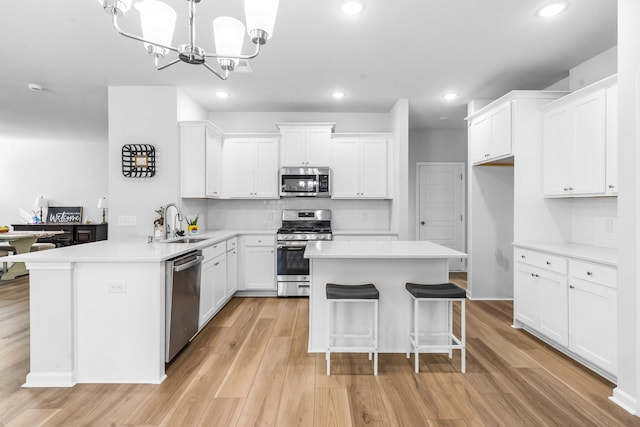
[1,274,638,426]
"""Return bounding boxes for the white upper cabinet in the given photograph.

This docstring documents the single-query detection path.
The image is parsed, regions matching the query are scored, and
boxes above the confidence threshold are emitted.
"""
[468,101,513,164]
[331,136,390,199]
[179,121,224,198]
[222,136,279,199]
[542,75,617,197]
[277,123,334,167]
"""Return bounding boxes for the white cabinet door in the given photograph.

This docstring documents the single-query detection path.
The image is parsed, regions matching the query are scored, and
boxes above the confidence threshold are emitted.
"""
[514,265,540,326]
[305,128,332,166]
[569,278,617,375]
[226,247,238,297]
[280,128,306,166]
[205,128,223,197]
[543,106,573,196]
[539,271,569,346]
[223,138,255,197]
[360,139,388,198]
[244,246,275,290]
[254,138,279,198]
[199,260,215,328]
[331,138,360,198]
[212,253,228,310]
[469,115,491,164]
[605,85,618,195]
[180,125,207,198]
[489,102,512,159]
[223,137,278,198]
[571,90,606,195]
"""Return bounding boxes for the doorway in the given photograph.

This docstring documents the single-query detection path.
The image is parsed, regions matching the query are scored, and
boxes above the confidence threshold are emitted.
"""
[416,162,466,271]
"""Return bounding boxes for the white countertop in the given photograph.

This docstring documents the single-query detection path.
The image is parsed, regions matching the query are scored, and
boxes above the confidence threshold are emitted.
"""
[513,242,617,266]
[6,229,275,263]
[304,240,468,259]
[331,230,398,236]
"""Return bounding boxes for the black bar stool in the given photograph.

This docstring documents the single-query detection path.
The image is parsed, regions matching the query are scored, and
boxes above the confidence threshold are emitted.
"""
[326,283,379,376]
[405,282,466,373]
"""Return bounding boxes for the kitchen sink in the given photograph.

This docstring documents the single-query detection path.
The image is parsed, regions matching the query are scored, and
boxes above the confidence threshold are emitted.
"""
[164,237,209,244]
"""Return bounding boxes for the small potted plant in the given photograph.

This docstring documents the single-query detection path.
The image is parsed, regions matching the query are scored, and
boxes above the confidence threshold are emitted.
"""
[186,215,199,235]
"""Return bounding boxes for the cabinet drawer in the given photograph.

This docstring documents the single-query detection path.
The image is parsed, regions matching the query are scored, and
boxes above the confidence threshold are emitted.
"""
[203,242,225,260]
[569,260,617,289]
[244,235,275,246]
[515,248,567,275]
[226,237,238,252]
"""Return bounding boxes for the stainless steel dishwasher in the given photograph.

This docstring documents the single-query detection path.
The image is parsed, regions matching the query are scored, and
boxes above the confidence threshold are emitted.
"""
[165,250,203,362]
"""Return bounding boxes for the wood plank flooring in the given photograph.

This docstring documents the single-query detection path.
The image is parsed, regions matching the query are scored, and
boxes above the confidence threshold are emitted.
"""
[0,275,638,426]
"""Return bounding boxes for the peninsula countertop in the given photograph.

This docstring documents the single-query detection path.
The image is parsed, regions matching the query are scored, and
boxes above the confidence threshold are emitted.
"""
[304,240,468,259]
[6,229,276,264]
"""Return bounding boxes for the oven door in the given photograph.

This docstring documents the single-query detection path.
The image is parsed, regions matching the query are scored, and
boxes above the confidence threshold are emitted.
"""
[277,241,309,281]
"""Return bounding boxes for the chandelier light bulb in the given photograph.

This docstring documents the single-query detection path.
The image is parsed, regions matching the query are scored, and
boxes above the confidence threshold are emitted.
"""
[136,0,177,51]
[244,0,279,42]
[214,17,246,69]
[216,91,230,98]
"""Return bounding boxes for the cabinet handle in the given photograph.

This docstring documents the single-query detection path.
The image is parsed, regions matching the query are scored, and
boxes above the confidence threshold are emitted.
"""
[270,250,274,253]
[608,184,615,189]
[521,255,526,259]
[214,262,220,266]
[530,273,539,278]
[568,187,574,191]
[546,261,551,265]
[586,271,593,276]
[569,284,575,289]
[563,187,569,191]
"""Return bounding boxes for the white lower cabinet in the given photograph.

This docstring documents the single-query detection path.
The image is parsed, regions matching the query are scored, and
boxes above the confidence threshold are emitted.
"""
[198,240,233,329]
[514,246,617,379]
[238,235,275,291]
[226,245,238,297]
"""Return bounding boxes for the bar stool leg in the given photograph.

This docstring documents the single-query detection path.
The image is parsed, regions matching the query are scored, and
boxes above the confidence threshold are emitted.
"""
[374,299,379,376]
[407,295,413,359]
[414,298,419,374]
[461,299,466,373]
[448,300,453,359]
[327,300,332,376]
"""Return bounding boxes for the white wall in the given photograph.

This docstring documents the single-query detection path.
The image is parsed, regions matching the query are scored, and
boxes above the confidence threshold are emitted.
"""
[0,141,108,226]
[614,0,639,413]
[570,46,618,91]
[107,87,206,240]
[390,99,410,239]
[209,112,391,133]
[408,129,467,239]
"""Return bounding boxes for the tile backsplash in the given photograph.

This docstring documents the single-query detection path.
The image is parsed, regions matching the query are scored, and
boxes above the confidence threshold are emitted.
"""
[206,198,391,231]
[570,197,617,249]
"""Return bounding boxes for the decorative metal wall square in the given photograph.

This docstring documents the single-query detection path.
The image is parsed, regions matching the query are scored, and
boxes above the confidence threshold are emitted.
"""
[122,144,156,178]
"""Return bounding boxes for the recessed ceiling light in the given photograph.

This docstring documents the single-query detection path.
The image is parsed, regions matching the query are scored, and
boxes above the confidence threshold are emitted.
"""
[216,91,229,98]
[332,91,345,99]
[27,83,44,92]
[340,1,364,15]
[536,1,569,18]
[442,92,458,101]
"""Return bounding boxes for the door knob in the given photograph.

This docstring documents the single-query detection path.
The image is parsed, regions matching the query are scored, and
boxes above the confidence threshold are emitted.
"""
[420,221,425,226]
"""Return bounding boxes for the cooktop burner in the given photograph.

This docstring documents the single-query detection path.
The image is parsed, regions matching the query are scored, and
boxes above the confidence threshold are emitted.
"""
[277,209,332,241]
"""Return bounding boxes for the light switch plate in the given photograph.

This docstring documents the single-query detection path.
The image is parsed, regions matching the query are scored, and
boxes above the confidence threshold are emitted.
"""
[118,215,137,226]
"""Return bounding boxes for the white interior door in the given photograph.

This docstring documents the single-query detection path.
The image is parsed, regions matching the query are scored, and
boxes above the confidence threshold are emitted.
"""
[417,162,466,271]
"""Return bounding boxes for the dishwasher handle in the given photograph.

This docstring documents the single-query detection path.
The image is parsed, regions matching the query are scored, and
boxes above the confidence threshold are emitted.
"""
[173,255,204,272]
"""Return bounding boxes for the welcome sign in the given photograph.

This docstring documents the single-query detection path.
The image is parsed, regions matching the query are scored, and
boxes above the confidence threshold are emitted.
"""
[47,206,83,224]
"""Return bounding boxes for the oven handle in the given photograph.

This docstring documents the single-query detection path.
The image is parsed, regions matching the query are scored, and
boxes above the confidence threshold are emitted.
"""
[282,247,305,251]
[277,241,308,248]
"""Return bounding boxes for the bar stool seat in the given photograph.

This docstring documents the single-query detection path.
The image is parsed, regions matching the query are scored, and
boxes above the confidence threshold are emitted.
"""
[406,282,466,373]
[326,283,379,376]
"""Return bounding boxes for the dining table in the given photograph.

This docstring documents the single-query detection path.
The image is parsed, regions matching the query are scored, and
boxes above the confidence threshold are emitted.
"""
[0,231,63,280]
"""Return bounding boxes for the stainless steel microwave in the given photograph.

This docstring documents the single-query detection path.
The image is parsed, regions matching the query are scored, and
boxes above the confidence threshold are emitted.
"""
[279,167,331,197]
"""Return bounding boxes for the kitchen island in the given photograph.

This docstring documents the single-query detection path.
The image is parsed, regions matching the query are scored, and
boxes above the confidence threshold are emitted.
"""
[304,240,467,353]
[6,230,264,387]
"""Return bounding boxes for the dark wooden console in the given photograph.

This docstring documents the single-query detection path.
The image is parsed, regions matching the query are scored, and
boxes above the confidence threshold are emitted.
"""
[11,223,108,247]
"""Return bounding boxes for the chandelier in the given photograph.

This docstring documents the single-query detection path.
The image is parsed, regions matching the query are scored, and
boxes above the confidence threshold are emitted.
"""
[98,0,279,80]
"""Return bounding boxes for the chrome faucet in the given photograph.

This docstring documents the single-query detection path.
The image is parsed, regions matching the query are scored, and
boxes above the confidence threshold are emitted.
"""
[163,203,184,240]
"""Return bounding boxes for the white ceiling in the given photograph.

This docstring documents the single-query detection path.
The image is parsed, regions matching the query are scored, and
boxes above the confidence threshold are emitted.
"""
[0,0,617,142]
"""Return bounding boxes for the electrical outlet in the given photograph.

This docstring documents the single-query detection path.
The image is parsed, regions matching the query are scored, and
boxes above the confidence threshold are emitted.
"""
[118,215,137,226]
[107,280,127,294]
[605,218,614,233]
[267,211,274,222]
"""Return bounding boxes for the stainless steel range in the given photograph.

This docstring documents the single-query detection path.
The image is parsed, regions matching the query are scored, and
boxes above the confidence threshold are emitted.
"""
[276,209,332,297]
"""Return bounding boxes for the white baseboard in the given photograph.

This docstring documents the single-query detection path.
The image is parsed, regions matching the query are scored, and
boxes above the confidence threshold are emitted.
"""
[610,387,638,415]
[23,372,76,388]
